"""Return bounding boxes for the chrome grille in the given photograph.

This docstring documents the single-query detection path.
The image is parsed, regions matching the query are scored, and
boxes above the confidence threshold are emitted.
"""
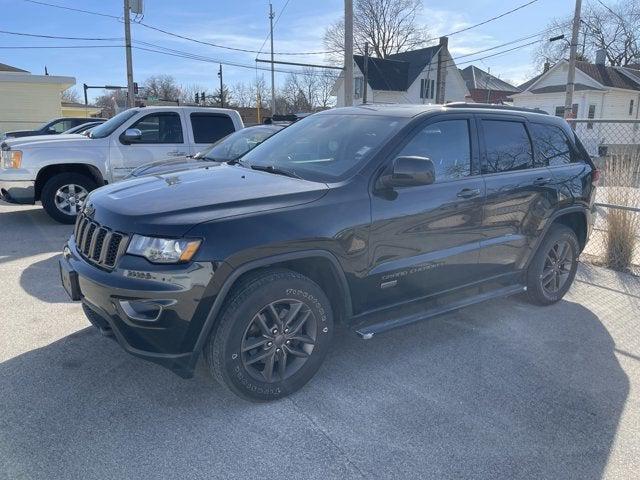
[73,214,128,269]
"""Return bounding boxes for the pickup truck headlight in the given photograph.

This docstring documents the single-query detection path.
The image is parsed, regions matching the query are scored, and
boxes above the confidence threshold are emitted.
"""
[126,235,201,264]
[1,150,22,169]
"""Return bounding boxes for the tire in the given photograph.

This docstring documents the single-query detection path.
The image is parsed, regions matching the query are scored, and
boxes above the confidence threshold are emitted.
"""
[526,224,580,305]
[41,172,97,224]
[205,268,334,402]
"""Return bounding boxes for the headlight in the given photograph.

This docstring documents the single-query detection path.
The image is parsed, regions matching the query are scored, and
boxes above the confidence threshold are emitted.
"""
[126,235,201,264]
[1,150,22,169]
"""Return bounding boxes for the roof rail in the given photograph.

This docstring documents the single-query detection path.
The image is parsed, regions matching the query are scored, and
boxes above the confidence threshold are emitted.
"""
[445,102,548,115]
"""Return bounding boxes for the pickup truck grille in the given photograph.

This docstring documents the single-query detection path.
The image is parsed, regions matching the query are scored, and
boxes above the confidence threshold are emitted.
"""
[73,214,128,269]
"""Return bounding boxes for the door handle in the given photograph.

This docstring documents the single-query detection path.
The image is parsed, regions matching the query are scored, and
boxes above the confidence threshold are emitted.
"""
[533,177,551,186]
[457,188,481,198]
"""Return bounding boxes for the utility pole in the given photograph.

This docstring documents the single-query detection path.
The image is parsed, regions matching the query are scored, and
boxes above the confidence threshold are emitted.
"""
[362,42,369,104]
[269,3,276,116]
[218,64,224,107]
[123,0,135,108]
[344,0,354,107]
[564,0,582,119]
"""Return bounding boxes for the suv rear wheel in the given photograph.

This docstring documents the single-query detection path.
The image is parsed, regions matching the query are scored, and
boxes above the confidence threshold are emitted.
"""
[41,172,96,224]
[526,224,579,305]
[205,269,334,402]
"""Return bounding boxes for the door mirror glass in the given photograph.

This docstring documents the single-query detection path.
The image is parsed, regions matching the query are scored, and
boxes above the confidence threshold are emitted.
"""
[121,128,143,144]
[380,156,435,188]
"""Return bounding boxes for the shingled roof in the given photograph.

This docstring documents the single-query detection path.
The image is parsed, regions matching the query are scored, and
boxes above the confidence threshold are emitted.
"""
[460,65,520,93]
[353,45,442,92]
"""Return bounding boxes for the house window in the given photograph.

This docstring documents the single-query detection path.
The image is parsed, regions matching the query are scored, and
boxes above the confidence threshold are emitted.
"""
[554,104,578,118]
[430,79,435,99]
[587,104,596,130]
[354,77,364,99]
[629,99,635,116]
[420,79,428,99]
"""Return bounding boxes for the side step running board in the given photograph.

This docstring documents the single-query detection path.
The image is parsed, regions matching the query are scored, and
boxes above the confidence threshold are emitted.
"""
[355,284,526,339]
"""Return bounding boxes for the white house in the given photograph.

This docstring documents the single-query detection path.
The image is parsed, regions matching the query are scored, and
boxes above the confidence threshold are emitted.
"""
[0,62,75,133]
[333,37,469,106]
[512,54,640,154]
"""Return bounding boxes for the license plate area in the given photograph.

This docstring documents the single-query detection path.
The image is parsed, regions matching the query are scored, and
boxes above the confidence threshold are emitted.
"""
[59,259,82,301]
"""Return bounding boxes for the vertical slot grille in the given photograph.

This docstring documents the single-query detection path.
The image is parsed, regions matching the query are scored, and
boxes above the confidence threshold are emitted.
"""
[73,214,128,269]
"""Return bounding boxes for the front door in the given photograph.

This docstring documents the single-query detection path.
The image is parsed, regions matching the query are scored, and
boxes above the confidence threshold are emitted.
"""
[477,115,558,278]
[110,111,188,181]
[364,116,486,311]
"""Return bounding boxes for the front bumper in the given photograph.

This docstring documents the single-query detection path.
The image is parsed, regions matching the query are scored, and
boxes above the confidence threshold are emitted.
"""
[0,179,35,204]
[60,238,218,377]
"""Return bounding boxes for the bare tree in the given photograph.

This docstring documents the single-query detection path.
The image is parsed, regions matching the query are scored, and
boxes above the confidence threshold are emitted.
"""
[315,70,339,108]
[61,87,81,103]
[324,0,429,62]
[142,75,181,101]
[231,82,252,107]
[249,74,269,109]
[179,83,207,104]
[94,89,128,118]
[533,0,640,69]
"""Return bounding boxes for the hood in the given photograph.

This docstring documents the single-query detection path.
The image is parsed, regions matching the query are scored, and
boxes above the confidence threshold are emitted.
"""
[128,156,218,178]
[3,133,92,149]
[87,163,329,237]
[2,129,41,139]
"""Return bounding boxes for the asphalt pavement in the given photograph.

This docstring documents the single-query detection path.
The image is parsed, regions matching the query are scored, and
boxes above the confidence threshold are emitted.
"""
[1,201,639,480]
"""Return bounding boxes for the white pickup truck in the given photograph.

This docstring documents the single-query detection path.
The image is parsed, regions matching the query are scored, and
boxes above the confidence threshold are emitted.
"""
[0,106,244,223]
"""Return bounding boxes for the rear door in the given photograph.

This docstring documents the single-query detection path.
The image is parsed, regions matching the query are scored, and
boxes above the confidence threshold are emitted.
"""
[188,112,237,154]
[365,115,486,310]
[477,115,557,278]
[110,111,187,181]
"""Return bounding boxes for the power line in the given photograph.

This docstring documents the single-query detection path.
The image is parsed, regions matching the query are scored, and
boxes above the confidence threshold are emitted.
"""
[0,45,123,49]
[21,0,335,55]
[22,0,120,18]
[425,0,541,42]
[0,29,122,41]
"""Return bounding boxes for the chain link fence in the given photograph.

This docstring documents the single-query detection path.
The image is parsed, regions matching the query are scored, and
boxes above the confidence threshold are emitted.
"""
[568,119,640,274]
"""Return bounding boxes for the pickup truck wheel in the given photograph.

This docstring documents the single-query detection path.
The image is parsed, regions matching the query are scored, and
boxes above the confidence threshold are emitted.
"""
[41,173,96,224]
[205,269,334,402]
[526,225,579,305]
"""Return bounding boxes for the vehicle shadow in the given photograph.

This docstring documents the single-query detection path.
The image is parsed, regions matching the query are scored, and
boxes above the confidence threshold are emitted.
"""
[19,254,71,304]
[0,203,72,265]
[0,298,628,479]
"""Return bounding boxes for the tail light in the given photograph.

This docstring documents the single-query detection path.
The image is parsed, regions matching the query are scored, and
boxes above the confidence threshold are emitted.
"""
[592,168,601,186]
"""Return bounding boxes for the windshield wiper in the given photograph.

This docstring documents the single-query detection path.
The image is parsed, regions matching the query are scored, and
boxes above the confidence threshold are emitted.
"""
[250,164,301,179]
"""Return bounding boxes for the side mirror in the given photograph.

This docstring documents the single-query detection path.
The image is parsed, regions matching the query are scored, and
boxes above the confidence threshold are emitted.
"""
[379,156,435,189]
[120,128,142,144]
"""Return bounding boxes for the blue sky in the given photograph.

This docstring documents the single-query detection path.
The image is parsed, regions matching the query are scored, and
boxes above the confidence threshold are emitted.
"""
[0,0,577,101]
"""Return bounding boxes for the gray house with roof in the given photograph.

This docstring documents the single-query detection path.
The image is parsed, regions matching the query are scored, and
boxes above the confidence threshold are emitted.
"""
[459,65,520,104]
[332,37,469,106]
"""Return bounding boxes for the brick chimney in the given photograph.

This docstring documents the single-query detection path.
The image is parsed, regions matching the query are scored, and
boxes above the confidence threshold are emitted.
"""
[543,61,550,73]
[436,36,448,104]
[595,49,606,65]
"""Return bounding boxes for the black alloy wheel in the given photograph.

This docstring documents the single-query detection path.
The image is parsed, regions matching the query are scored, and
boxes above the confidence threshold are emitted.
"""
[540,239,574,295]
[241,299,317,383]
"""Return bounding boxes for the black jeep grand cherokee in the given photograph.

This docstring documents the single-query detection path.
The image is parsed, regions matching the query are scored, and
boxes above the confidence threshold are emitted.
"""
[59,104,597,401]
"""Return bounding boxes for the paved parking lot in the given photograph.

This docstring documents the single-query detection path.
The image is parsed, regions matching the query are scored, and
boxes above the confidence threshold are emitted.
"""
[1,201,639,480]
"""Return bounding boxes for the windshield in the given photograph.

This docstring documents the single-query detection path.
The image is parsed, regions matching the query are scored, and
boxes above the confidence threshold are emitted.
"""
[201,126,281,161]
[89,109,138,139]
[240,114,406,182]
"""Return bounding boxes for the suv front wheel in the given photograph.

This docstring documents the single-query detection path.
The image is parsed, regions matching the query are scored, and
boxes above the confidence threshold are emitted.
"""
[205,269,334,402]
[526,224,580,305]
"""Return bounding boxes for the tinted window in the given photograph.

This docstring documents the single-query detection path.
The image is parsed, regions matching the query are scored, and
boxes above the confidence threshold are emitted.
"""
[190,114,235,143]
[399,120,471,182]
[130,112,183,143]
[530,123,574,166]
[482,120,533,173]
[240,114,407,182]
[49,119,75,133]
